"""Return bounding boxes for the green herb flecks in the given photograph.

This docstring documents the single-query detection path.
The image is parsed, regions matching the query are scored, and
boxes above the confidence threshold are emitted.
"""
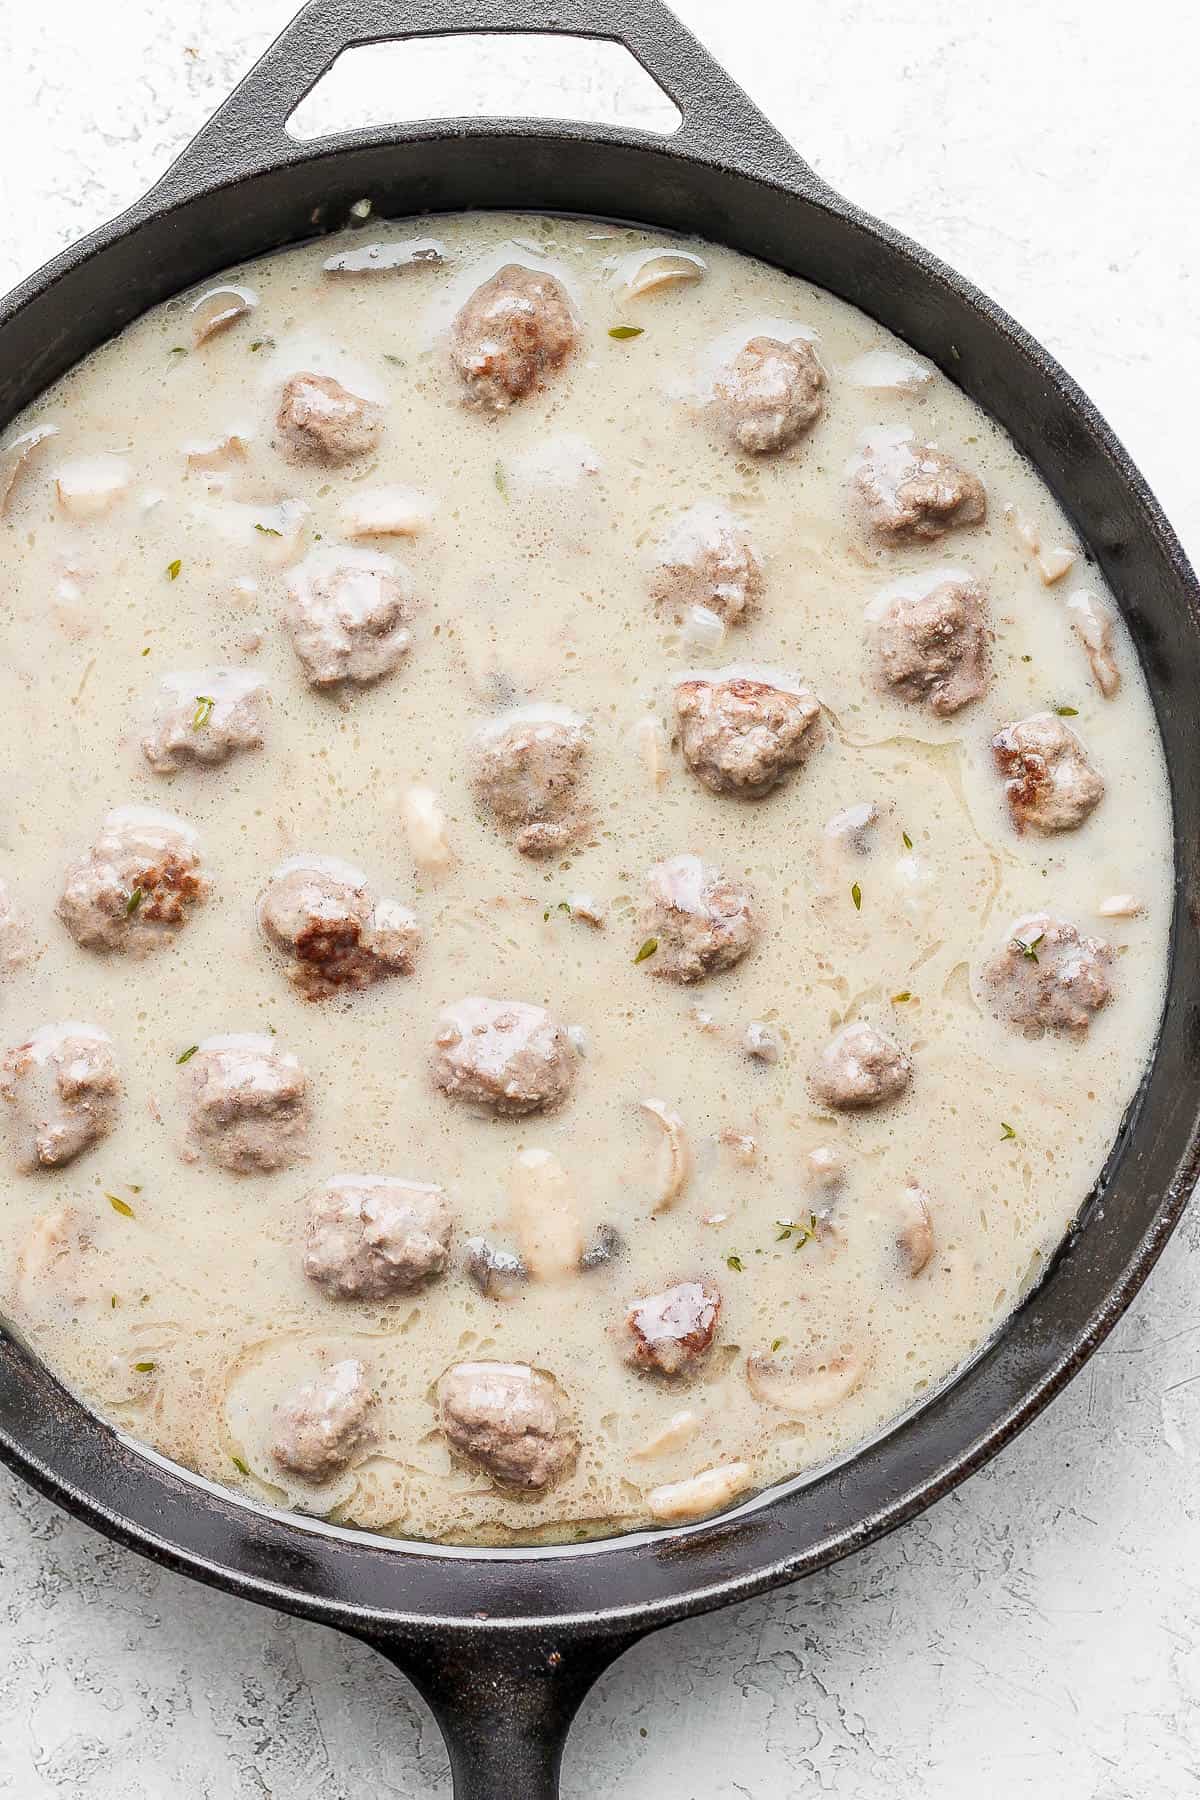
[193,694,216,730]
[609,325,644,340]
[168,346,188,357]
[1013,931,1044,963]
[167,558,181,581]
[901,831,913,850]
[176,1044,199,1065]
[382,352,406,367]
[634,937,658,965]
[770,1336,785,1353]
[775,1214,818,1251]
[851,882,862,912]
[106,1194,136,1218]
[892,990,913,1004]
[725,1253,744,1273]
[1055,705,1079,717]
[1000,1121,1017,1141]
[493,461,508,502]
[253,521,282,537]
[248,338,275,353]
[134,1361,156,1374]
[231,1455,251,1478]
[125,886,145,918]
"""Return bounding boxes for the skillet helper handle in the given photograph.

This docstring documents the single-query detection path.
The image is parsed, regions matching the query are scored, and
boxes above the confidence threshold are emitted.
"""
[153,0,824,197]
[356,1625,639,1800]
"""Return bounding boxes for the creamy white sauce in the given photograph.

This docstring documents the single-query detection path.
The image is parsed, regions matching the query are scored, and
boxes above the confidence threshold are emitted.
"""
[0,211,1171,1545]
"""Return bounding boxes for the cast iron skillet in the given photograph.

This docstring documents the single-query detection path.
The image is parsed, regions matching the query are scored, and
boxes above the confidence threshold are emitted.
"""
[1,1,1197,1793]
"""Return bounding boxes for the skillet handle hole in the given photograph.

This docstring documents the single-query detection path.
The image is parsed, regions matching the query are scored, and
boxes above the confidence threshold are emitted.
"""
[286,35,684,141]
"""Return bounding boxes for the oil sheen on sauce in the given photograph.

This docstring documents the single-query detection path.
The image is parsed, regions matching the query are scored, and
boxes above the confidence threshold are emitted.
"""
[0,212,1171,1545]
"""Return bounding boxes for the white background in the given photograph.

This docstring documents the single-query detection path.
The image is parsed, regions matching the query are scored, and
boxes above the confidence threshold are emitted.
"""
[0,1,1198,1793]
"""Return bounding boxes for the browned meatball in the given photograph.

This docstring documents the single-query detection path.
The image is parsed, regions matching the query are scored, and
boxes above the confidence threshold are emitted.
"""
[812,1022,912,1110]
[270,1359,375,1481]
[304,1175,452,1299]
[712,335,825,454]
[431,998,576,1116]
[437,1360,576,1491]
[450,264,578,411]
[992,712,1105,834]
[142,671,267,775]
[276,372,382,464]
[869,578,991,715]
[470,707,589,857]
[983,913,1112,1035]
[283,551,415,690]
[637,854,759,983]
[185,1035,309,1173]
[1,1023,120,1170]
[624,1278,721,1377]
[257,856,420,1001]
[649,505,764,625]
[853,438,986,543]
[675,673,821,797]
[57,807,207,954]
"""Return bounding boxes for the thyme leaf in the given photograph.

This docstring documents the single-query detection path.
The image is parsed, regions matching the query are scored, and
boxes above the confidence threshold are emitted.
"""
[634,937,658,964]
[176,1044,199,1065]
[192,694,215,730]
[106,1194,135,1218]
[851,882,862,912]
[166,558,181,581]
[125,886,145,917]
[609,325,644,340]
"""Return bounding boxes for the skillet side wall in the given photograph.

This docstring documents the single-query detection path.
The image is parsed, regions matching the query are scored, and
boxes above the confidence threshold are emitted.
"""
[0,133,1197,1636]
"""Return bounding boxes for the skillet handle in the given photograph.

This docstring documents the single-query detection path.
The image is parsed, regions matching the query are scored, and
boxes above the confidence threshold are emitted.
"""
[351,1623,643,1798]
[151,0,826,199]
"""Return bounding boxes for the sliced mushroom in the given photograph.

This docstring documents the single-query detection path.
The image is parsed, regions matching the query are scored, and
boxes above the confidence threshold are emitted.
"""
[401,785,453,873]
[579,1223,623,1270]
[640,1097,692,1211]
[897,1182,934,1276]
[719,1128,758,1167]
[322,238,444,276]
[1005,505,1076,585]
[635,715,669,789]
[632,1408,701,1460]
[1097,893,1142,918]
[185,434,250,472]
[744,1021,779,1064]
[567,891,607,927]
[1067,591,1121,698]
[338,485,434,538]
[0,422,58,513]
[807,1145,845,1190]
[647,1461,752,1523]
[746,1345,867,1414]
[508,1148,583,1279]
[625,251,707,299]
[55,455,130,519]
[190,284,257,346]
[463,1236,527,1299]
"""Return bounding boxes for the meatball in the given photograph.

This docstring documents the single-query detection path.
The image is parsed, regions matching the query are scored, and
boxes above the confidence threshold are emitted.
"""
[868,578,991,715]
[270,1359,375,1481]
[983,913,1113,1036]
[257,856,420,1001]
[276,371,382,464]
[431,997,576,1117]
[648,504,764,626]
[992,712,1105,834]
[1,1022,120,1171]
[853,437,986,543]
[637,854,759,983]
[184,1034,309,1173]
[283,550,415,690]
[812,1022,912,1110]
[142,670,267,774]
[437,1360,576,1491]
[624,1278,721,1377]
[450,264,578,411]
[674,672,821,797]
[303,1175,452,1299]
[57,806,206,954]
[712,335,825,454]
[470,706,589,857]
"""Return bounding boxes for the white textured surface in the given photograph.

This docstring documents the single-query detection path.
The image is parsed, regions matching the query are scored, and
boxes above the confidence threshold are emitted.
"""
[1,1,1199,1792]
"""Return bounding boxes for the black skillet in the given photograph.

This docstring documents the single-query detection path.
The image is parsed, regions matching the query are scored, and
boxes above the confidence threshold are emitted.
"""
[1,2,1197,1793]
